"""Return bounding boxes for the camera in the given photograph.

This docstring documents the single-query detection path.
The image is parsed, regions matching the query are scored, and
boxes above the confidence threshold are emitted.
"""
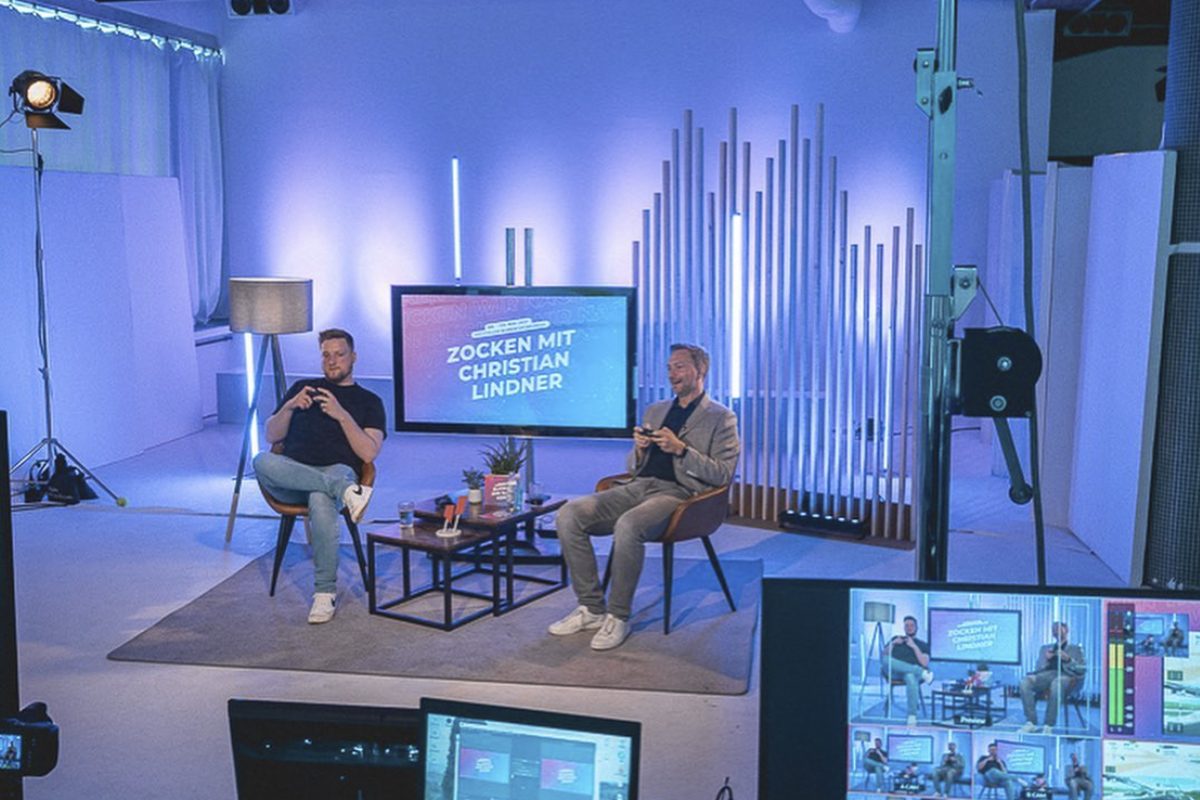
[0,703,59,778]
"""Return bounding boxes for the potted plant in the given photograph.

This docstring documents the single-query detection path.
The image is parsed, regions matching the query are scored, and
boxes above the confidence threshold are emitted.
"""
[480,439,527,475]
[480,439,528,507]
[462,468,485,505]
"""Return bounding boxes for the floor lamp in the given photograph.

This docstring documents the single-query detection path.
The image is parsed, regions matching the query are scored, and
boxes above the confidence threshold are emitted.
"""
[223,277,313,542]
[6,70,126,506]
[856,600,896,710]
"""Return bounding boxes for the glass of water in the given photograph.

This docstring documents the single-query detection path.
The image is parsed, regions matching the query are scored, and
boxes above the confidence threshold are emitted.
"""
[398,500,415,528]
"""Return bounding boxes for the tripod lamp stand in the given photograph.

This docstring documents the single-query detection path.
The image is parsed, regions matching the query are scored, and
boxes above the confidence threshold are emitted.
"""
[6,70,125,506]
[223,277,312,541]
[856,601,896,710]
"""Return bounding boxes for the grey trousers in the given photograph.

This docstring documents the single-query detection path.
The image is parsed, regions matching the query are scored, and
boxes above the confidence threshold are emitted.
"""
[1019,670,1073,726]
[555,477,691,620]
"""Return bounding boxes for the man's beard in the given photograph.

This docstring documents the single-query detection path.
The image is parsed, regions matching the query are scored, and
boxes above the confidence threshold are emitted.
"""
[324,366,350,383]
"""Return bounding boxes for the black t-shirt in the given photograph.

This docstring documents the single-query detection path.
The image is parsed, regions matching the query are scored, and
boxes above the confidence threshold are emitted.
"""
[276,378,386,474]
[889,635,930,666]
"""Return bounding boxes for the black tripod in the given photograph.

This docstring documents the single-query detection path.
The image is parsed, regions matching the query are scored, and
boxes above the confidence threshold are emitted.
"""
[8,129,125,506]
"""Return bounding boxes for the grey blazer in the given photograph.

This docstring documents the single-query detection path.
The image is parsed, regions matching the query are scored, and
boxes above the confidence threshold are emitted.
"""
[625,394,740,495]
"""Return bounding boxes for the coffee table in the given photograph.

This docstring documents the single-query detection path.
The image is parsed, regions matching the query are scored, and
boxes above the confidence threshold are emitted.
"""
[367,498,566,630]
[930,683,1007,728]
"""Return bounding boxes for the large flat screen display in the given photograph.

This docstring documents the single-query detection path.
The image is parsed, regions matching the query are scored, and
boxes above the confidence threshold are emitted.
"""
[391,286,637,438]
[419,697,640,800]
[760,579,1200,800]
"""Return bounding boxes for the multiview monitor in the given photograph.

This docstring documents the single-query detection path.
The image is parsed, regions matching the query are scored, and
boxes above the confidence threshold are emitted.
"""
[227,698,420,800]
[391,285,637,438]
[420,697,640,800]
[759,579,1200,800]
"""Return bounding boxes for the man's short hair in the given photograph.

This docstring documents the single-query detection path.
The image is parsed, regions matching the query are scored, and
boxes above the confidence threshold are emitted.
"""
[319,328,355,350]
[904,615,918,626]
[669,343,710,380]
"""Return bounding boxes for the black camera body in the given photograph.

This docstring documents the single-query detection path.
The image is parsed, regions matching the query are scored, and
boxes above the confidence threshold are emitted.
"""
[0,705,59,778]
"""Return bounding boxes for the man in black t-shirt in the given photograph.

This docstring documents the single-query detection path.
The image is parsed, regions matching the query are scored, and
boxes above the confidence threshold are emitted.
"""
[881,615,933,726]
[253,328,386,624]
[863,737,889,791]
[976,742,1021,800]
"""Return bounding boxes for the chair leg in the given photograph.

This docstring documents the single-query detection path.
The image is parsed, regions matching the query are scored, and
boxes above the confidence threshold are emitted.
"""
[269,515,298,597]
[700,536,737,612]
[344,513,370,592]
[663,542,674,634]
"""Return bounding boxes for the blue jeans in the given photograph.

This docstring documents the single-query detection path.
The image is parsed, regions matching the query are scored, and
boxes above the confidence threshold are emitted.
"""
[253,452,356,595]
[555,478,691,620]
[881,654,925,717]
[982,770,1018,800]
[863,760,888,791]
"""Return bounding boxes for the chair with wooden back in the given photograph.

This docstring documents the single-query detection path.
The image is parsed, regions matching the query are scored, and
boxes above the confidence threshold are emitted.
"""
[594,473,736,633]
[260,442,372,596]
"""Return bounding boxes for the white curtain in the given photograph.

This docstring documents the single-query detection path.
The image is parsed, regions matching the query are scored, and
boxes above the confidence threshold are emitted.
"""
[171,49,225,324]
[0,1,224,323]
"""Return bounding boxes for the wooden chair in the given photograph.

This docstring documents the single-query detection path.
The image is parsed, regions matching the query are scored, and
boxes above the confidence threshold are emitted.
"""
[594,473,736,633]
[259,443,372,596]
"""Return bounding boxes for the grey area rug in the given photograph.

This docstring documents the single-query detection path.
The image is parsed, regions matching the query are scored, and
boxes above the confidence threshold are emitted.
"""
[108,545,761,695]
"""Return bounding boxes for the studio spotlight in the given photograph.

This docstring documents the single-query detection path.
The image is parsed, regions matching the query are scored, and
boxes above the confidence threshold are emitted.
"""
[8,71,84,130]
[6,70,122,507]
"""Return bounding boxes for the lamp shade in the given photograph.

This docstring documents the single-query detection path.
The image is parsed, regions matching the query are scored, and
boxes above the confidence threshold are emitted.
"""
[229,277,313,335]
[862,601,895,623]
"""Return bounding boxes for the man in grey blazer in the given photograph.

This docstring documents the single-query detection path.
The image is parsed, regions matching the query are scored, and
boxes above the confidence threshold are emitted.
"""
[550,343,740,650]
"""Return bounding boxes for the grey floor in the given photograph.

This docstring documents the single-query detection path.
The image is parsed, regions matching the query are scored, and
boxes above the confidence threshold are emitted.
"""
[10,422,1122,800]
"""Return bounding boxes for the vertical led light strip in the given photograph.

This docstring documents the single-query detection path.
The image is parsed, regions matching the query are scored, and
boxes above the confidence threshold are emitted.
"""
[452,156,463,284]
[242,333,260,457]
[730,211,745,396]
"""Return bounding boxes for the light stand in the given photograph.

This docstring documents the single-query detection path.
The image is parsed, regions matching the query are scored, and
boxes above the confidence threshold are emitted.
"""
[915,1,963,581]
[6,72,125,506]
[856,601,895,712]
[223,278,313,542]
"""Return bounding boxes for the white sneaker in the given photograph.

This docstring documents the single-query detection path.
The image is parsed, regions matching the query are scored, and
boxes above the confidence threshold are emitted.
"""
[590,614,630,651]
[548,605,605,636]
[1019,721,1038,733]
[921,669,935,684]
[1042,724,1054,735]
[907,715,918,727]
[342,484,372,523]
[308,592,336,624]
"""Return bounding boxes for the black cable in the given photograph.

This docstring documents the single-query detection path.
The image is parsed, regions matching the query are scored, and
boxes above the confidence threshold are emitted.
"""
[975,278,1005,326]
[714,776,734,800]
[1012,0,1048,586]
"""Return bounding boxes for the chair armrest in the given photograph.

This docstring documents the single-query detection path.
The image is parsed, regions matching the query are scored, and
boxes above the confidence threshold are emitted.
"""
[595,473,631,493]
[661,484,730,544]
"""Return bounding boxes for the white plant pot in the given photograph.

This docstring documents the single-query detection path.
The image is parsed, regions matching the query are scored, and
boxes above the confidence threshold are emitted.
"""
[467,487,484,504]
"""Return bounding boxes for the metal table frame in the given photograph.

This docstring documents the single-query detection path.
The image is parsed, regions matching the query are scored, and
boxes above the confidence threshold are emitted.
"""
[367,499,567,630]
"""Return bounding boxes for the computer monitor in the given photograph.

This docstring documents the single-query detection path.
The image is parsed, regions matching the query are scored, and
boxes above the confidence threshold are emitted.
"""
[228,698,420,800]
[391,285,637,438]
[759,578,1200,799]
[419,697,640,800]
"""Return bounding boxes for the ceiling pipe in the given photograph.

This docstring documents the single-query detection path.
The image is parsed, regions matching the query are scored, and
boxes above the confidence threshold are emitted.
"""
[802,0,862,33]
